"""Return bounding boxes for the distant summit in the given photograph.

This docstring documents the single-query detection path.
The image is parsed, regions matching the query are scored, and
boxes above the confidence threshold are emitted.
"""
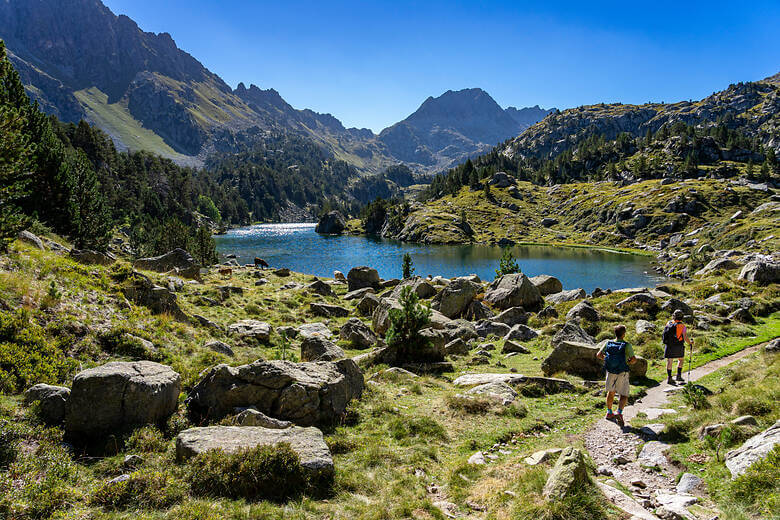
[379,88,552,171]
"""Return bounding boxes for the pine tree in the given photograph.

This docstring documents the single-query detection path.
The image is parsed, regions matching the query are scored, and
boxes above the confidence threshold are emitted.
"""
[190,225,217,266]
[63,149,111,250]
[386,286,432,362]
[495,248,520,278]
[0,42,32,249]
[401,252,414,279]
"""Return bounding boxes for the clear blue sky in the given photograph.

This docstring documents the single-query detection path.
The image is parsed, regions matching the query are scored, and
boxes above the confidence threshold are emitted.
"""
[103,0,780,133]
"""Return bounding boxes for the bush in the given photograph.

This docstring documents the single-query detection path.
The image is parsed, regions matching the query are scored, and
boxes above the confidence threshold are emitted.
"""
[388,416,447,442]
[187,443,313,502]
[445,394,492,414]
[125,426,168,453]
[98,327,158,360]
[681,383,711,410]
[495,248,519,278]
[733,396,772,416]
[91,469,186,510]
[0,310,71,393]
[728,445,780,517]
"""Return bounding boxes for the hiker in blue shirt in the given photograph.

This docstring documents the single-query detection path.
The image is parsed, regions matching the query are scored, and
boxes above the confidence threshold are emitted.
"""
[596,324,636,427]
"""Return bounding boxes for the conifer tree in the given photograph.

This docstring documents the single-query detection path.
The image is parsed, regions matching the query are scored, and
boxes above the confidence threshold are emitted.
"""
[402,252,414,279]
[190,225,217,266]
[64,149,111,250]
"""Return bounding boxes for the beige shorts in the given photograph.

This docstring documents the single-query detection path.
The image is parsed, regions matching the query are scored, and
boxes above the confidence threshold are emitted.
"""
[605,371,630,397]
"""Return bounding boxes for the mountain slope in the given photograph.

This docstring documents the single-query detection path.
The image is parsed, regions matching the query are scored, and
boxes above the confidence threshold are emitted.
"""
[378,88,551,171]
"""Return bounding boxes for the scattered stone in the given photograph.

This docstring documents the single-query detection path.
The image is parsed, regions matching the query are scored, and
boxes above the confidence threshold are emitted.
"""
[695,258,738,276]
[300,335,345,362]
[503,324,539,341]
[444,338,469,356]
[502,340,530,354]
[529,275,563,295]
[431,278,479,318]
[640,423,666,438]
[542,447,589,499]
[738,260,780,285]
[204,340,234,357]
[631,479,647,489]
[273,267,291,277]
[725,419,780,478]
[186,358,364,426]
[123,454,143,469]
[133,248,200,279]
[228,319,272,342]
[616,292,657,310]
[566,300,600,322]
[660,298,693,317]
[70,249,116,265]
[235,408,292,429]
[452,373,525,387]
[492,307,530,326]
[728,308,754,324]
[731,415,758,426]
[18,230,44,250]
[463,300,493,321]
[524,448,562,465]
[676,473,704,494]
[65,361,181,441]
[23,384,70,424]
[310,302,350,318]
[546,288,587,305]
[356,293,381,316]
[475,320,512,338]
[466,382,518,405]
[390,277,437,299]
[175,426,334,481]
[347,266,381,292]
[468,451,486,465]
[306,279,333,296]
[484,273,543,311]
[344,287,375,300]
[339,318,377,349]
[637,441,670,467]
[644,408,677,420]
[122,273,187,321]
[297,322,333,339]
[636,319,657,334]
[537,306,558,319]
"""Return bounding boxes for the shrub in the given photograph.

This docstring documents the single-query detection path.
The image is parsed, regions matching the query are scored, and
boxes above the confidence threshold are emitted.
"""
[386,286,432,360]
[495,248,519,278]
[187,443,313,502]
[445,394,492,414]
[125,426,168,453]
[388,416,447,442]
[728,445,780,517]
[0,310,71,393]
[98,327,157,360]
[639,341,663,360]
[681,383,710,410]
[91,469,186,510]
[733,396,772,416]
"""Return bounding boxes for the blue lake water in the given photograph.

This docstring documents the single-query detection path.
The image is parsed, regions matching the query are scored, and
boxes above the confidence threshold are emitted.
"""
[215,223,665,292]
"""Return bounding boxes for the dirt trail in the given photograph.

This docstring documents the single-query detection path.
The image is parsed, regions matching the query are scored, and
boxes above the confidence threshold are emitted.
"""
[583,342,768,517]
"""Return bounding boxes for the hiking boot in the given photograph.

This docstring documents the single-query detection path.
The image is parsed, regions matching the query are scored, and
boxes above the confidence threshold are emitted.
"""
[605,412,615,422]
[667,376,675,385]
[615,414,625,427]
[676,374,685,383]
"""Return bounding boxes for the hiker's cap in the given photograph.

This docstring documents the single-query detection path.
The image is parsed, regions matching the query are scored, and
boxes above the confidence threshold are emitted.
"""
[672,309,684,319]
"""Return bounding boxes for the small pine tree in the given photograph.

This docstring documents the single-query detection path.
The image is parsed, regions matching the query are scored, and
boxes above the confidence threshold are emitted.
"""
[64,149,111,250]
[495,247,520,278]
[386,286,432,361]
[401,252,414,279]
[190,225,218,266]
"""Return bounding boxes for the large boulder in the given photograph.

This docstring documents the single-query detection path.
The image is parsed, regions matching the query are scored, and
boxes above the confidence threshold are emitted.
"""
[65,361,181,441]
[660,298,693,316]
[504,324,539,341]
[310,302,350,318]
[476,320,512,338]
[390,277,437,299]
[339,318,377,349]
[695,258,739,276]
[228,320,272,342]
[566,300,600,322]
[18,230,45,250]
[432,278,480,318]
[186,359,364,426]
[356,293,381,316]
[315,211,346,234]
[347,266,381,292]
[616,292,657,310]
[23,384,70,424]
[545,288,586,305]
[176,425,334,481]
[372,298,450,336]
[300,336,345,362]
[551,321,595,348]
[306,280,333,296]
[543,447,590,499]
[464,300,494,321]
[489,171,513,188]
[738,260,780,285]
[70,249,116,265]
[542,340,647,379]
[133,248,200,279]
[725,420,780,478]
[529,275,563,296]
[484,274,543,311]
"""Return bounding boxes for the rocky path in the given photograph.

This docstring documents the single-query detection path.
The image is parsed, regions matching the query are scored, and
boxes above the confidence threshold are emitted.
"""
[584,342,767,519]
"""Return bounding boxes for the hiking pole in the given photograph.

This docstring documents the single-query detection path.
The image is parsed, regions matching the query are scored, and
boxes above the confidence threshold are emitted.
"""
[687,336,694,384]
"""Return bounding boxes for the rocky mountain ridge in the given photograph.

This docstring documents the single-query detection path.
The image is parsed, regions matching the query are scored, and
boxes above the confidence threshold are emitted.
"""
[0,0,550,174]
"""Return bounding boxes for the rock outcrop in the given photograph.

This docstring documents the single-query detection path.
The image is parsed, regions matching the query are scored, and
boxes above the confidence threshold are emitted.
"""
[186,359,364,426]
[133,248,200,279]
[725,419,780,478]
[542,340,647,379]
[23,383,70,424]
[542,447,590,499]
[65,361,181,441]
[738,260,780,285]
[315,211,346,234]
[347,266,381,292]
[300,336,345,362]
[484,273,543,311]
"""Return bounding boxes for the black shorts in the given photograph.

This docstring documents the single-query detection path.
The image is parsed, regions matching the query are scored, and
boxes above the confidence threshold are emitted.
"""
[664,343,685,359]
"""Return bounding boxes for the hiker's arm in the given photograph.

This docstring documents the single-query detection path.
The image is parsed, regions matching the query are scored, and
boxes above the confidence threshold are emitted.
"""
[684,329,694,346]
[627,356,637,365]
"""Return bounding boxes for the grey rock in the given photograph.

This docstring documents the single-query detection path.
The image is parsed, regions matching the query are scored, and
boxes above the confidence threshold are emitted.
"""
[537,306,558,319]
[728,308,754,324]
[70,249,116,265]
[300,336,345,362]
[186,358,364,426]
[235,408,292,429]
[344,287,375,301]
[347,266,381,292]
[726,420,780,477]
[492,307,530,326]
[315,210,346,234]
[738,260,780,285]
[489,171,514,188]
[65,361,181,441]
[355,293,381,316]
[432,278,479,318]
[444,338,469,356]
[204,340,234,357]
[122,273,187,321]
[540,217,558,227]
[297,322,333,339]
[273,267,291,277]
[661,298,693,316]
[546,288,587,305]
[133,248,200,279]
[529,275,563,295]
[463,300,494,321]
[731,415,758,426]
[228,320,272,342]
[566,300,600,322]
[616,292,657,310]
[502,340,530,354]
[175,425,333,480]
[484,273,543,311]
[310,302,350,318]
[551,321,596,348]
[503,324,539,341]
[466,382,517,404]
[23,383,70,424]
[695,258,738,276]
[339,318,377,349]
[542,340,647,379]
[306,279,333,296]
[636,319,657,334]
[18,230,44,250]
[475,320,512,338]
[676,473,704,494]
[390,277,437,300]
[637,441,669,467]
[542,447,589,499]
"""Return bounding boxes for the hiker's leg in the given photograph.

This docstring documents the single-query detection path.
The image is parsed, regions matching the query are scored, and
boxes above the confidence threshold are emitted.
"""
[606,390,615,411]
[666,358,673,370]
[677,357,684,369]
[618,394,629,410]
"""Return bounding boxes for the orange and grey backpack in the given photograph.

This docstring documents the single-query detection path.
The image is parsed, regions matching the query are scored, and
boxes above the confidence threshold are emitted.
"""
[663,320,685,348]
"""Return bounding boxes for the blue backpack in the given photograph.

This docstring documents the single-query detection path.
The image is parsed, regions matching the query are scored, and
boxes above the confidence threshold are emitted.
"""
[603,340,629,374]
